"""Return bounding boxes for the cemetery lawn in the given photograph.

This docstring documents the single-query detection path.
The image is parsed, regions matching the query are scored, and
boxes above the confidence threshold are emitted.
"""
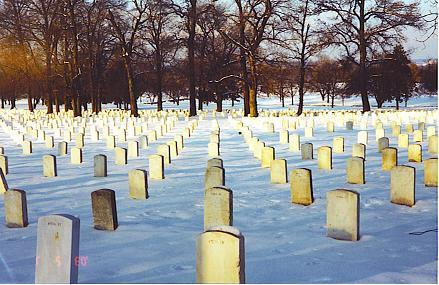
[0,94,437,283]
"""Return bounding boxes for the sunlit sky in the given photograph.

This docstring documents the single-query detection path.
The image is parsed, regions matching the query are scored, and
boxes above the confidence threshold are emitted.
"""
[404,1,438,60]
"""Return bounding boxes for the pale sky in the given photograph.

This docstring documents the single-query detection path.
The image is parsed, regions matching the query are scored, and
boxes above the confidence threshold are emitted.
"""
[406,1,438,60]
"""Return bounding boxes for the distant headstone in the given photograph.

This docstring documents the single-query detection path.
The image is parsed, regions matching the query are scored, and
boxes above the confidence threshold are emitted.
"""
[94,155,107,177]
[391,165,415,206]
[392,125,401,136]
[207,158,223,169]
[333,137,344,153]
[43,155,57,177]
[71,148,82,164]
[279,130,289,144]
[148,130,158,142]
[167,141,178,159]
[75,133,84,148]
[128,169,149,199]
[4,189,28,228]
[327,189,359,241]
[375,128,385,141]
[408,144,422,163]
[301,143,313,160]
[157,144,171,164]
[106,135,116,149]
[139,135,149,149]
[196,226,245,283]
[205,166,225,190]
[208,142,220,157]
[115,147,127,165]
[304,127,313,137]
[377,137,389,153]
[428,135,438,154]
[346,157,365,184]
[290,168,313,206]
[424,158,438,187]
[352,143,366,160]
[317,146,332,170]
[382,147,398,171]
[327,122,334,132]
[261,146,275,168]
[91,189,118,230]
[127,141,139,158]
[398,133,409,148]
[45,136,54,148]
[204,186,233,230]
[35,214,80,284]
[346,121,354,130]
[413,130,423,142]
[149,154,164,179]
[270,159,287,184]
[23,141,32,155]
[58,141,68,156]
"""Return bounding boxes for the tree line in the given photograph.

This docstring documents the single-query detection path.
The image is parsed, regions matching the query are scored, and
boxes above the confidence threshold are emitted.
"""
[0,0,436,117]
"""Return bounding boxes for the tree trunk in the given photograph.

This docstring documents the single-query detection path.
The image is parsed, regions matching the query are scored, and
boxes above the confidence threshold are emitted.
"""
[236,1,250,116]
[248,55,258,117]
[331,95,334,108]
[155,51,163,111]
[1,99,4,109]
[27,89,34,112]
[297,64,305,116]
[55,92,60,112]
[359,0,371,112]
[188,0,197,116]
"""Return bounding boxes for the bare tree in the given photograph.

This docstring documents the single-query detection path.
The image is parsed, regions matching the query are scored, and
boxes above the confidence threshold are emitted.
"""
[282,0,320,116]
[315,0,424,112]
[107,0,148,117]
[143,0,176,111]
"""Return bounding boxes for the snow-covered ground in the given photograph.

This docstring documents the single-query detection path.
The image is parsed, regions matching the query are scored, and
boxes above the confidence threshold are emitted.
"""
[0,94,437,283]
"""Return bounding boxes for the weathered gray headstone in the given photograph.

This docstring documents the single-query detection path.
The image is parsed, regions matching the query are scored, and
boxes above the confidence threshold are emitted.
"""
[301,143,313,160]
[377,137,389,153]
[94,155,107,177]
[207,158,223,169]
[91,189,118,230]
[4,189,28,228]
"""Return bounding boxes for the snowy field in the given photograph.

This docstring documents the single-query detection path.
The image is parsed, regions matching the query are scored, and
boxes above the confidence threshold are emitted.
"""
[0,94,437,283]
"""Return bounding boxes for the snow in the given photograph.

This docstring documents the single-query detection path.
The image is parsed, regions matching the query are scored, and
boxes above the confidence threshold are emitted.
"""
[0,94,437,283]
